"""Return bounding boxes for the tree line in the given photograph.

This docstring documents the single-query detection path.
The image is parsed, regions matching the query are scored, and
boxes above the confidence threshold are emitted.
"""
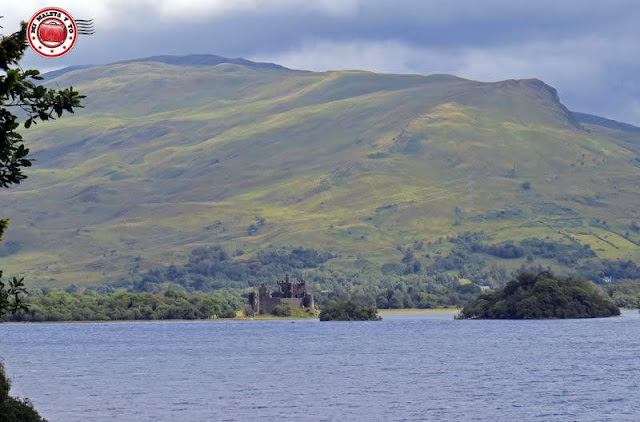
[1,290,241,322]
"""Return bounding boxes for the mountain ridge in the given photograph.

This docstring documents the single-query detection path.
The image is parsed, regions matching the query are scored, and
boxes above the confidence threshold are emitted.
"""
[41,54,291,80]
[113,54,290,70]
[573,111,640,132]
[41,54,640,130]
[4,56,640,290]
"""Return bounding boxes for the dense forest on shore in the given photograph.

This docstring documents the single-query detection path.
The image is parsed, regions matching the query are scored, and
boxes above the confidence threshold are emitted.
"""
[91,245,484,309]
[101,237,640,303]
[0,290,241,322]
[3,272,636,322]
[5,239,640,322]
[458,272,620,319]
[4,241,639,322]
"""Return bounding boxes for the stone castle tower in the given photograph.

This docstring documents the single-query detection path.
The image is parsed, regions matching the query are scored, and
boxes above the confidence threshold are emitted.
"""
[248,275,314,314]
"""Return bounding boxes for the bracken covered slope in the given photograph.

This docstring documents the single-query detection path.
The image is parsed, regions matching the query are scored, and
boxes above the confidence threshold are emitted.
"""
[2,55,640,288]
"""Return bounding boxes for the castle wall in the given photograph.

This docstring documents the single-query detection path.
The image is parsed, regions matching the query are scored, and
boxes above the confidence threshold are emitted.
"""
[302,294,314,310]
[279,298,303,309]
[248,292,259,314]
[250,278,314,314]
[258,297,278,315]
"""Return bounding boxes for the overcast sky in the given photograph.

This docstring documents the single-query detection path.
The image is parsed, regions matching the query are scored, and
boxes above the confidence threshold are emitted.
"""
[3,0,640,124]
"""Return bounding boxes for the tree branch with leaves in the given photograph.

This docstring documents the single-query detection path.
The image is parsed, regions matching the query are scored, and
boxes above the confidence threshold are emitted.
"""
[0,21,84,315]
[1,21,84,187]
[0,19,85,422]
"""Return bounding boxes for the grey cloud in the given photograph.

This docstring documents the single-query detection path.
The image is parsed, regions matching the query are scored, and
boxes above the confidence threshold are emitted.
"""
[6,0,640,123]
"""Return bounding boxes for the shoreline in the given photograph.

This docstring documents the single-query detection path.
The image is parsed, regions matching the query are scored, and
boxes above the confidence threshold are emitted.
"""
[378,308,459,314]
[0,314,319,324]
[0,308,457,324]
[2,308,636,324]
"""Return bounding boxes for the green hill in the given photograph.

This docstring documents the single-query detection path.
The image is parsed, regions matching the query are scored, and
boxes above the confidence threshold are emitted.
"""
[2,55,640,294]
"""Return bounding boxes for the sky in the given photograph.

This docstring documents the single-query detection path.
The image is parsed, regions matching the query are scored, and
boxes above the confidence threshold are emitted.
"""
[3,0,640,124]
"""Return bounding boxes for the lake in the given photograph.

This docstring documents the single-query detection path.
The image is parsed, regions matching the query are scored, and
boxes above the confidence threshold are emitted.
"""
[1,310,639,421]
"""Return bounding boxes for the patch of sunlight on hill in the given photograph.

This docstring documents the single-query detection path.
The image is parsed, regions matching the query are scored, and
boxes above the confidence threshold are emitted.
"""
[3,60,640,288]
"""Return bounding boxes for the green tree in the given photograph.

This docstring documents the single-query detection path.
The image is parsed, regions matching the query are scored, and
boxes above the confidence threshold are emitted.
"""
[319,301,381,321]
[457,271,620,319]
[0,21,84,422]
[0,221,28,317]
[271,303,292,317]
[1,21,83,313]
[0,363,46,422]
[1,23,84,187]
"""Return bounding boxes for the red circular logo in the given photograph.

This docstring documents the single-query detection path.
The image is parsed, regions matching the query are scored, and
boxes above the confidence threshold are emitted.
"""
[28,8,77,58]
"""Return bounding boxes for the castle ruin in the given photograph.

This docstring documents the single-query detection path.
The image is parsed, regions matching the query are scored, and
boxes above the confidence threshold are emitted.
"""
[248,275,315,314]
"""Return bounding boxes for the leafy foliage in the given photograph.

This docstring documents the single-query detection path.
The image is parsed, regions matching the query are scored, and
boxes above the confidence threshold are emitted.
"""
[1,290,239,322]
[319,301,381,321]
[0,20,81,422]
[120,246,335,292]
[458,271,620,319]
[472,240,525,259]
[242,305,255,317]
[0,220,27,317]
[0,274,27,317]
[605,281,640,308]
[579,259,640,282]
[271,303,292,317]
[119,243,487,308]
[0,363,46,422]
[520,238,596,265]
[109,233,640,312]
[1,21,83,319]
[1,22,84,188]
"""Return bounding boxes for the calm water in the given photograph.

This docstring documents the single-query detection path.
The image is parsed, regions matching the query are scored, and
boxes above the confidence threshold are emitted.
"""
[1,311,639,421]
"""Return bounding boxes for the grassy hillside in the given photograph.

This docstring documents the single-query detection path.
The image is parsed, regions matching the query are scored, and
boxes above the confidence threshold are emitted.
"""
[2,55,640,292]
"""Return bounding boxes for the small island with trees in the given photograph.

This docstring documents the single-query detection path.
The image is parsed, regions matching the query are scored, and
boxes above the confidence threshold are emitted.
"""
[319,301,381,321]
[457,271,620,319]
